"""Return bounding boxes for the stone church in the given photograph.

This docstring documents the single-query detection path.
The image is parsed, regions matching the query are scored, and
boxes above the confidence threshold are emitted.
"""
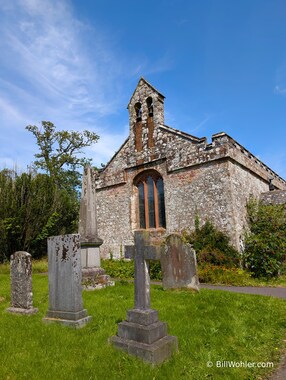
[84,78,286,259]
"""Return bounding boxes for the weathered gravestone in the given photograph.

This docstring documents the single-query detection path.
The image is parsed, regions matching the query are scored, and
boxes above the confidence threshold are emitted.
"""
[125,233,199,291]
[43,234,92,328]
[160,234,199,291]
[79,166,103,271]
[79,167,113,289]
[6,251,38,315]
[110,231,178,365]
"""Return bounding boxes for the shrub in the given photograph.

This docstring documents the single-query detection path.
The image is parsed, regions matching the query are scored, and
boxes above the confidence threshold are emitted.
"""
[101,259,134,279]
[243,198,286,279]
[149,261,162,281]
[183,219,240,268]
[198,264,253,286]
[101,259,163,281]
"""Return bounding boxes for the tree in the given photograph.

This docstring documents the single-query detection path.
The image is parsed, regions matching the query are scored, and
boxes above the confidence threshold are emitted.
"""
[0,169,79,262]
[26,121,99,191]
[243,198,286,278]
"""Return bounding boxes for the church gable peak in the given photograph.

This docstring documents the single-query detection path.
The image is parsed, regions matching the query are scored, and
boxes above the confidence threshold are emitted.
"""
[128,77,165,130]
[128,77,165,107]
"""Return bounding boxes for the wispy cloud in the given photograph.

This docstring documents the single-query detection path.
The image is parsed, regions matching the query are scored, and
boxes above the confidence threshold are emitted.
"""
[0,0,121,118]
[0,0,128,169]
[87,124,130,167]
[190,114,211,134]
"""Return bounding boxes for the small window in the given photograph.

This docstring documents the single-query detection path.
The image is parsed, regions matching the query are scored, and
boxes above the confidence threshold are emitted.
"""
[135,171,166,229]
[134,102,142,121]
[146,97,153,116]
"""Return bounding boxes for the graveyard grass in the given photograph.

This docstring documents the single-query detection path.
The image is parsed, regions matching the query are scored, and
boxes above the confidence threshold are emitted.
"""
[1,275,286,380]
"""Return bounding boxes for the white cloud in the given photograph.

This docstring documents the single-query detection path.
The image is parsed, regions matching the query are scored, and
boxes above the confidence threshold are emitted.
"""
[0,0,130,170]
[88,124,130,167]
[0,96,27,123]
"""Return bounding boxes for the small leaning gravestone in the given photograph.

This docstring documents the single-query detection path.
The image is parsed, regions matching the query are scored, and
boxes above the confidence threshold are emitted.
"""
[160,233,200,291]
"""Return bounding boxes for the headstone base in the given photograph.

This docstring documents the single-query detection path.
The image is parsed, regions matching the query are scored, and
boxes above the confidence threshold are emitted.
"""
[43,309,92,328]
[82,267,105,278]
[110,308,178,365]
[82,268,115,290]
[81,247,101,268]
[6,307,38,315]
[43,316,92,328]
[110,333,178,365]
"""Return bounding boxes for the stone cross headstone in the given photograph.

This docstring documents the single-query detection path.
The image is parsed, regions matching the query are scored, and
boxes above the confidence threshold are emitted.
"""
[110,231,178,365]
[6,251,38,315]
[43,234,91,328]
[160,234,199,291]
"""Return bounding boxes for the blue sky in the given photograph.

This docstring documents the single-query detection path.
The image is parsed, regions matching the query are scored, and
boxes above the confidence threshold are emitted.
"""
[0,0,286,178]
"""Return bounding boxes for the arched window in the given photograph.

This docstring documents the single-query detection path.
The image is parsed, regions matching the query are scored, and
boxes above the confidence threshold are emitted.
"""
[135,171,166,229]
[134,102,142,121]
[146,96,153,116]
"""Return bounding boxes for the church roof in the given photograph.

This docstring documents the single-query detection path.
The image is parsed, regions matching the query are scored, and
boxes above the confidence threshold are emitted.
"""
[127,77,165,108]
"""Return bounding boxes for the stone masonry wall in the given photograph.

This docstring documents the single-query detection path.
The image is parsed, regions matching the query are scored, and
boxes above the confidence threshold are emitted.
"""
[164,160,233,237]
[228,160,270,249]
[97,183,133,259]
[260,190,286,205]
[91,79,286,258]
[95,132,286,257]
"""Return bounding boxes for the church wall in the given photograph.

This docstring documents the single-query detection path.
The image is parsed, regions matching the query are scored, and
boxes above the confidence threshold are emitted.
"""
[91,78,286,259]
[96,183,133,259]
[164,160,234,242]
[96,154,277,259]
[227,160,270,248]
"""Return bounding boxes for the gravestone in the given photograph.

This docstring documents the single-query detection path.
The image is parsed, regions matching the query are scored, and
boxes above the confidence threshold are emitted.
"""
[79,166,103,271]
[110,231,178,365]
[43,234,92,328]
[6,251,38,314]
[161,234,199,291]
[79,167,113,288]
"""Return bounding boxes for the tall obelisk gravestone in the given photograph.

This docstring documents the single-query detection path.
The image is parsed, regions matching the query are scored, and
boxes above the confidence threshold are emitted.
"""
[110,231,178,365]
[79,166,103,275]
[43,234,91,328]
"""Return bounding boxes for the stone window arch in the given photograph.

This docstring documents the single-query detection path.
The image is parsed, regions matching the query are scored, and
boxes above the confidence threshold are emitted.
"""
[146,96,153,116]
[134,102,142,121]
[134,170,166,229]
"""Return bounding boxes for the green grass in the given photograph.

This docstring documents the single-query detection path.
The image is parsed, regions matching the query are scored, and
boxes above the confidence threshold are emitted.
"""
[0,259,49,275]
[1,274,286,379]
[2,258,286,287]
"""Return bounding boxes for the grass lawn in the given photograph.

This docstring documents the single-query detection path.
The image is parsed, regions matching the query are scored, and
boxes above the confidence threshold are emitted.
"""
[1,274,286,380]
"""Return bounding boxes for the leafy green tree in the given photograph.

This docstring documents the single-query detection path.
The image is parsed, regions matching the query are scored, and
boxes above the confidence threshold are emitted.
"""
[26,121,99,191]
[243,198,286,278]
[0,122,99,262]
[0,169,79,262]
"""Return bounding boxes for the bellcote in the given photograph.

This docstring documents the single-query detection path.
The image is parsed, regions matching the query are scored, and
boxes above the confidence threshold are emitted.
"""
[127,78,165,128]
